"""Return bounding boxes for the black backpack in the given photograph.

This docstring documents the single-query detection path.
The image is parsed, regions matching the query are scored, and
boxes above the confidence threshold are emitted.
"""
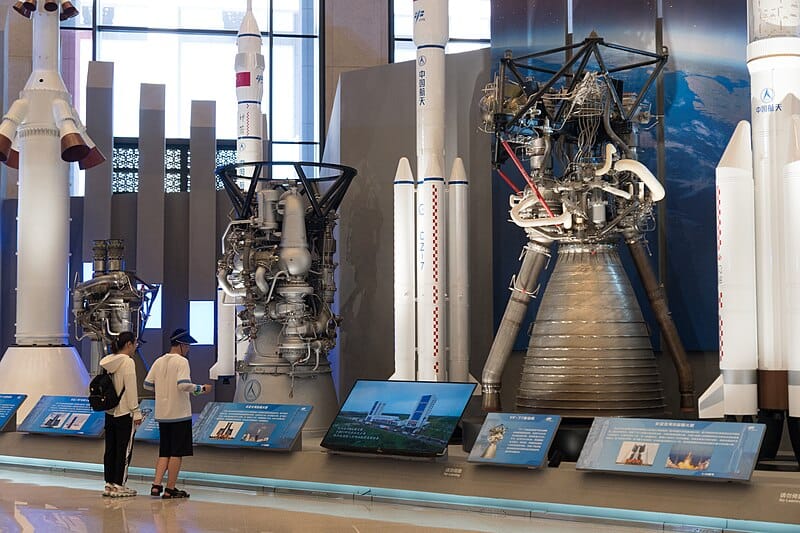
[88,371,124,411]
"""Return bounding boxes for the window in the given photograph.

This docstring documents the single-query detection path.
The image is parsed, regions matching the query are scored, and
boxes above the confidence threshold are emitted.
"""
[391,0,491,63]
[60,0,322,194]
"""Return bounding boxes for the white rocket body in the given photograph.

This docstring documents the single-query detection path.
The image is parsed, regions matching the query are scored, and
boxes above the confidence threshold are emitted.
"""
[0,5,99,418]
[211,0,265,380]
[700,3,800,418]
[392,0,472,383]
[235,0,265,171]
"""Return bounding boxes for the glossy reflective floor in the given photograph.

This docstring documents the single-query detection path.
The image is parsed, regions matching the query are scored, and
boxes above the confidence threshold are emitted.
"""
[0,466,659,532]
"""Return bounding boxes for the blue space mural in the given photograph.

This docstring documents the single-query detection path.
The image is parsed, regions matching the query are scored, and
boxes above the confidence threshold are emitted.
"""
[489,0,748,351]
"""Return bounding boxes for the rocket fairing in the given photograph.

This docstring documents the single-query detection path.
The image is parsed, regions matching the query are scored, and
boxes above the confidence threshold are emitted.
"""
[392,0,472,383]
[700,0,800,420]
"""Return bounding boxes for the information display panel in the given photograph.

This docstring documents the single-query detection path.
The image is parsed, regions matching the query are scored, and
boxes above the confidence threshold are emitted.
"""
[0,394,26,431]
[134,399,158,442]
[577,417,765,481]
[18,396,105,437]
[468,413,561,468]
[321,380,476,457]
[192,402,311,450]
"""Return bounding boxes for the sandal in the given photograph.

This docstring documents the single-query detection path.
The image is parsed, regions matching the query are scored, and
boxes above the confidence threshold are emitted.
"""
[150,484,163,497]
[162,487,190,499]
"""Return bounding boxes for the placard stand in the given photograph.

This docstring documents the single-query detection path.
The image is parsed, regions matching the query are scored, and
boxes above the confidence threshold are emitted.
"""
[325,449,449,463]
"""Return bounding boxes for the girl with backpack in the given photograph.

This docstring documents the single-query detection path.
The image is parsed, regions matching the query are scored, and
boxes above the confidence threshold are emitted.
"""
[99,331,142,497]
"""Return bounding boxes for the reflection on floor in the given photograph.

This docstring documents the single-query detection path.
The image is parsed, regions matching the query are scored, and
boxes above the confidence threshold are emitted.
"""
[0,466,659,532]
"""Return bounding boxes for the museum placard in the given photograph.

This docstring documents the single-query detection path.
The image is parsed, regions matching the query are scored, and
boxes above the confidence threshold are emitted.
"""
[468,412,561,468]
[0,394,26,431]
[192,402,312,450]
[18,396,105,437]
[577,417,765,481]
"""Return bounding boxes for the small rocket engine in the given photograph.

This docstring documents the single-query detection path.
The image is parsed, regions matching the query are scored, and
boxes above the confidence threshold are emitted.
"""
[480,35,694,418]
[72,239,159,384]
[215,161,356,424]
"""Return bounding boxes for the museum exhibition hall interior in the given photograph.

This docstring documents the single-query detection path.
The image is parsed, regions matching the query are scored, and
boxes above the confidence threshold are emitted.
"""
[0,0,796,531]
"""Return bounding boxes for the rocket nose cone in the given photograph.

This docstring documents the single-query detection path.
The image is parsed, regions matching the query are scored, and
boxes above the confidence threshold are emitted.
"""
[79,146,107,170]
[394,157,414,182]
[61,133,90,162]
[449,157,468,184]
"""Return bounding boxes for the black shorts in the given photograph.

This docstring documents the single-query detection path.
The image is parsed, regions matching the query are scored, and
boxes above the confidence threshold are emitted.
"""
[158,420,193,457]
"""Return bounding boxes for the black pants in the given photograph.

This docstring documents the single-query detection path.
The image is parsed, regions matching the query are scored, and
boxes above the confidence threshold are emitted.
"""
[104,413,135,486]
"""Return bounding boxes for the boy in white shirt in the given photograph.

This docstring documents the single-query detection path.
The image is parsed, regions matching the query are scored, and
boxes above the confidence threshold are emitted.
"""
[99,331,143,497]
[144,328,211,498]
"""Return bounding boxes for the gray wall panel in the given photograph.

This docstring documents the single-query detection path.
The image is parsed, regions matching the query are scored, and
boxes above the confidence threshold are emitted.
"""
[188,101,216,301]
[136,84,165,285]
[82,61,113,259]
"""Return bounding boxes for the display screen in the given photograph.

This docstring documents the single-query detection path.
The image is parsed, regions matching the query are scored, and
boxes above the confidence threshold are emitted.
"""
[468,412,561,468]
[577,417,766,481]
[321,380,476,457]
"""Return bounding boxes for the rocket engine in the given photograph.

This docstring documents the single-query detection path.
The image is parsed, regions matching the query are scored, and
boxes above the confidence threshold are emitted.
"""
[72,239,159,394]
[480,35,694,420]
[215,161,356,435]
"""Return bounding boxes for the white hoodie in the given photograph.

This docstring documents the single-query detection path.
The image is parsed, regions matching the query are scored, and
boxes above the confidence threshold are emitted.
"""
[99,353,142,421]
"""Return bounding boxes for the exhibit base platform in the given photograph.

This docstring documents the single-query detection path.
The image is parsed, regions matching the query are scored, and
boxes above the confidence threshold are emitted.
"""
[0,434,797,531]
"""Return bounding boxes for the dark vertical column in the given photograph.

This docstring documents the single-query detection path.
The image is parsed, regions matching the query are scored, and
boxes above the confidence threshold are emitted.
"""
[188,100,217,409]
[82,61,113,259]
[188,101,216,300]
[137,84,166,350]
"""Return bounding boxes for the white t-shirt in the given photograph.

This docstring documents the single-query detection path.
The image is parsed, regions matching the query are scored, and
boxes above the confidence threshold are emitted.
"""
[143,352,201,422]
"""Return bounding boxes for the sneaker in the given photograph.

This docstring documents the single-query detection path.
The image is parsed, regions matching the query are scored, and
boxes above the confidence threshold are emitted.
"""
[102,483,117,497]
[113,484,137,497]
[162,487,189,499]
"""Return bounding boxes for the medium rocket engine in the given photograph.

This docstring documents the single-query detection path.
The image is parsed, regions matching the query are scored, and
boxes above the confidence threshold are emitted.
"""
[480,36,694,418]
[215,161,356,435]
[72,239,159,393]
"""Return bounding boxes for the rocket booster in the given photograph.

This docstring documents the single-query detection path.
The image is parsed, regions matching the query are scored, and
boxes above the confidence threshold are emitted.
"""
[392,0,472,383]
[700,0,800,418]
[235,0,265,170]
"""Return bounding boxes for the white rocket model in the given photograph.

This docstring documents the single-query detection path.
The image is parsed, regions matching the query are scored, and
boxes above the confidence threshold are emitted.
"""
[210,0,265,381]
[700,0,800,421]
[392,0,472,383]
[0,1,102,417]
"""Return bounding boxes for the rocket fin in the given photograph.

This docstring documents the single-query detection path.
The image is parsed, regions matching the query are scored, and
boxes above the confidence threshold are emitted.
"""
[698,375,725,419]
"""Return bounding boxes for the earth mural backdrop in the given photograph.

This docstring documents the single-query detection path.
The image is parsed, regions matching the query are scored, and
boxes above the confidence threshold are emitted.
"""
[489,0,749,352]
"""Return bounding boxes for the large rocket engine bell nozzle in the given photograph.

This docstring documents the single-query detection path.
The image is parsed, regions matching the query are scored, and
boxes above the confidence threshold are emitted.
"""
[516,244,666,417]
